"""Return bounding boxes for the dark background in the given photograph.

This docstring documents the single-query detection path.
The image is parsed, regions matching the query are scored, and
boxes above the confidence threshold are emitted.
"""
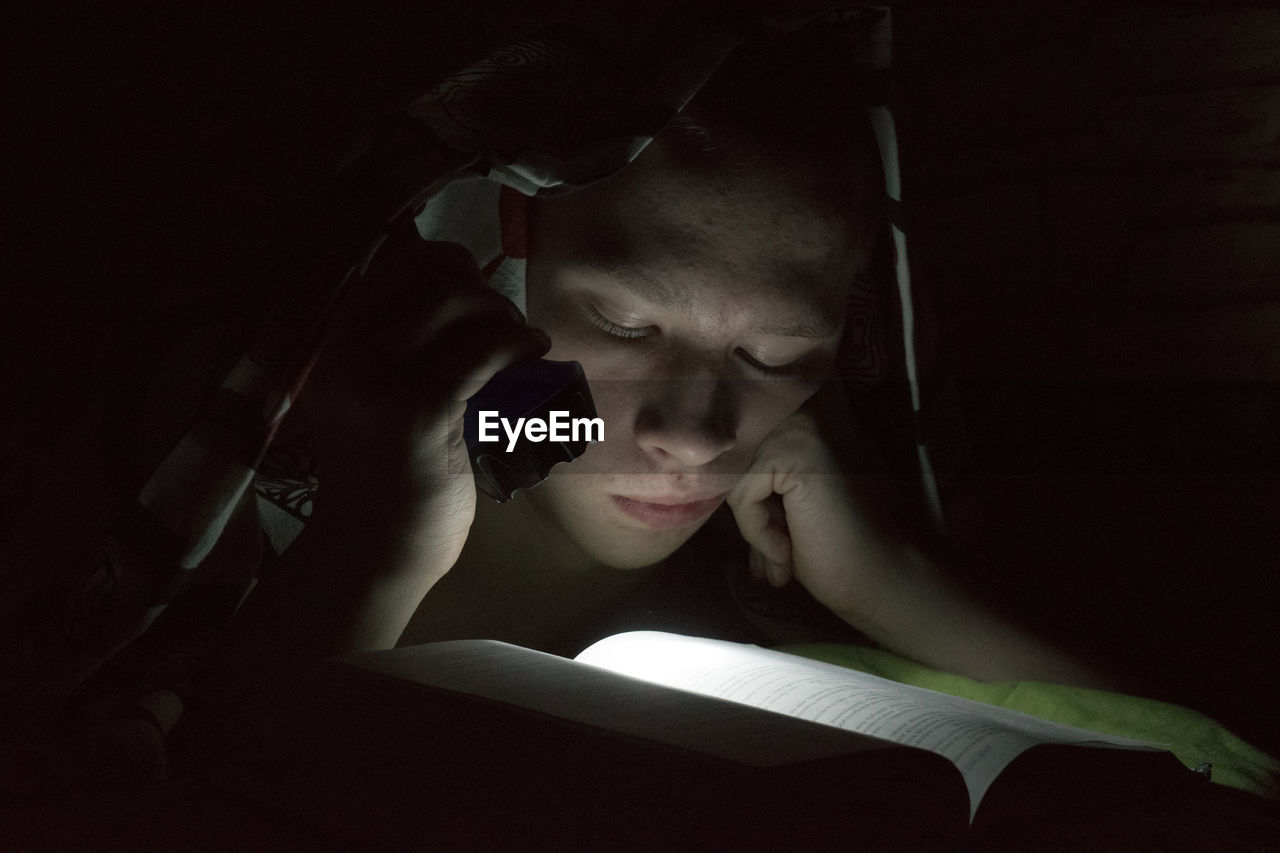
[4,0,1279,762]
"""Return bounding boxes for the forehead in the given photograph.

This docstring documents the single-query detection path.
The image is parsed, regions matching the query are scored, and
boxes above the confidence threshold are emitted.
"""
[530,140,861,328]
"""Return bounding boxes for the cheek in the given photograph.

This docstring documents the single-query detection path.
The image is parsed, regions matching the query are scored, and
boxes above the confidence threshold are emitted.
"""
[572,376,639,470]
[735,379,823,453]
[526,294,648,422]
[526,321,649,464]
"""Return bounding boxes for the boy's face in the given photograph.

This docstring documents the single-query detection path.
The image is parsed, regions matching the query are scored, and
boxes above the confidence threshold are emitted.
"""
[523,138,862,569]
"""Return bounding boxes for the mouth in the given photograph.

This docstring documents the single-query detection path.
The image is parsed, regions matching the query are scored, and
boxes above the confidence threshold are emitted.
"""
[610,493,726,529]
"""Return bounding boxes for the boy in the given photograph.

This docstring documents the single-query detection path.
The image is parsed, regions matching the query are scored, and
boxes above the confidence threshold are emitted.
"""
[209,29,1106,699]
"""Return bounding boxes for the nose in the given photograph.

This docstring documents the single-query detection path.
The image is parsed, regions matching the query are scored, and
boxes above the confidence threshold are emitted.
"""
[634,378,737,468]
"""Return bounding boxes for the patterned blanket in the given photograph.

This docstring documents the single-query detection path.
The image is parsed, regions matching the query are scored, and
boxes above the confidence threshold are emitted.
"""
[3,3,931,696]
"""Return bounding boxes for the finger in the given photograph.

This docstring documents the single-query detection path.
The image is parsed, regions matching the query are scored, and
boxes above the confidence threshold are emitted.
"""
[727,475,772,539]
[398,313,551,404]
[727,481,793,569]
[748,547,792,588]
[759,490,795,587]
[764,554,792,588]
[399,288,526,356]
[726,469,775,514]
[362,238,486,306]
[447,330,553,404]
[338,284,523,364]
[341,238,496,348]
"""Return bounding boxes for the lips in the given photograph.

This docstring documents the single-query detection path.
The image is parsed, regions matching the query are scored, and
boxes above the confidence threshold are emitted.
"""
[611,493,726,529]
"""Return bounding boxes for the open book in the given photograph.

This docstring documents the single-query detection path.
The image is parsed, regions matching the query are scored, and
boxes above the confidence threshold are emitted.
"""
[195,630,1205,849]
[574,631,1160,819]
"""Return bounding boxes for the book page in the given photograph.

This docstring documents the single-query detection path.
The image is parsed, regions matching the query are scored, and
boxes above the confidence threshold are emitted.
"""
[576,632,1156,818]
[343,639,926,770]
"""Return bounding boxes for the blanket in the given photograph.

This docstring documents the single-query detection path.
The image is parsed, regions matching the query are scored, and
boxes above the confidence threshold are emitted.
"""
[4,3,933,694]
[784,642,1280,800]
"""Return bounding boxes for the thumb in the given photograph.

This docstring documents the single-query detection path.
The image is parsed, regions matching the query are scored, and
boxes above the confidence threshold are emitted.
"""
[728,474,794,585]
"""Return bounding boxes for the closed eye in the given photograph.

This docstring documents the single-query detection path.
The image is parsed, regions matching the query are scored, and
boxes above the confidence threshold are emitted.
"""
[736,348,811,378]
[587,306,655,340]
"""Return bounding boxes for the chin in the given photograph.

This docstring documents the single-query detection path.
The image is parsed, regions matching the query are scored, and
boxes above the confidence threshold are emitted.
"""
[584,527,703,570]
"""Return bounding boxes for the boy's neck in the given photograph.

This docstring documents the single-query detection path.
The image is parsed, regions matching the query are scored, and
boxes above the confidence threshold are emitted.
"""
[397,490,660,653]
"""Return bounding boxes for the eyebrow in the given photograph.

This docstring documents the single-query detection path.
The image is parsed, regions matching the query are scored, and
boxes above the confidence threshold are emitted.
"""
[582,257,843,340]
[584,257,691,314]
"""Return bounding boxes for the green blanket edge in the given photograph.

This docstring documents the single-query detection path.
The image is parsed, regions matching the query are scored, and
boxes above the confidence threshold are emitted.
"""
[778,642,1280,800]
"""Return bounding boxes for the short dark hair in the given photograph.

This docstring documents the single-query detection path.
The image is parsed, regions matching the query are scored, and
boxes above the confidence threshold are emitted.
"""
[657,29,885,261]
